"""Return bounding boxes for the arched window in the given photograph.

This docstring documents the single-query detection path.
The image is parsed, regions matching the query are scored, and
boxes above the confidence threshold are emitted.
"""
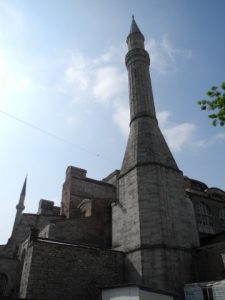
[78,199,92,217]
[0,273,8,296]
[195,202,214,234]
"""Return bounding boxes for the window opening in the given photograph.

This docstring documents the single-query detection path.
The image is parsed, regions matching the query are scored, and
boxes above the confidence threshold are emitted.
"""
[196,202,214,234]
[0,273,8,296]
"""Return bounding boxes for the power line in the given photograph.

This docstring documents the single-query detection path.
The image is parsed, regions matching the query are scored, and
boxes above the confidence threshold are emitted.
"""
[0,108,114,163]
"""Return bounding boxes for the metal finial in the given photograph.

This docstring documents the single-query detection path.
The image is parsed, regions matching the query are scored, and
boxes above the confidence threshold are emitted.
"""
[132,15,135,20]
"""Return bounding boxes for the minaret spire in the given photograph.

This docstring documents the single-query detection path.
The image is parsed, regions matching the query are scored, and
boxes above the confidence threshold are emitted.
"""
[129,15,142,35]
[12,176,27,233]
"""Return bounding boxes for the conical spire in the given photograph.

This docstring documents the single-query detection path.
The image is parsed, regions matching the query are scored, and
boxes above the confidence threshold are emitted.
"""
[17,175,27,209]
[21,176,27,198]
[129,15,142,34]
[12,176,27,233]
[127,16,145,51]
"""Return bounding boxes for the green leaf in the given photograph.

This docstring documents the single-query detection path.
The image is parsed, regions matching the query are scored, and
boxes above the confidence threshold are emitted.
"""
[211,86,218,91]
[212,119,217,126]
[198,82,225,127]
[208,114,217,119]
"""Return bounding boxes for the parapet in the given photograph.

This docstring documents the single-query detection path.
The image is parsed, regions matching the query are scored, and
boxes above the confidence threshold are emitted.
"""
[66,166,87,180]
[103,169,120,186]
[61,165,116,218]
[38,199,60,216]
[184,176,208,192]
[185,176,225,201]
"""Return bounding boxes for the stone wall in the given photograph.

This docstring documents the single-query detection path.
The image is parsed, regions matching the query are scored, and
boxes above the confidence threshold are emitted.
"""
[61,166,116,218]
[112,168,140,251]
[0,257,17,297]
[39,207,111,248]
[141,248,195,293]
[113,164,199,295]
[10,203,61,252]
[19,239,125,300]
[0,204,62,297]
[185,177,225,236]
[196,239,225,282]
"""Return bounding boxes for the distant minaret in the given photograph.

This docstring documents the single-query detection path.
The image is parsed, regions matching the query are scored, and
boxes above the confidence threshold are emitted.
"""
[12,176,27,233]
[112,17,199,294]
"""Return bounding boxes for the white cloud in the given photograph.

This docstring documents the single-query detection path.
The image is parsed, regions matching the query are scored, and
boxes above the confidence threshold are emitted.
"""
[66,116,81,128]
[93,67,127,105]
[214,133,225,140]
[157,112,225,152]
[161,34,192,61]
[58,47,128,128]
[16,78,32,90]
[195,132,225,149]
[113,104,130,137]
[0,2,24,39]
[163,123,196,152]
[60,46,127,108]
[146,34,192,74]
[146,39,169,74]
[194,139,208,148]
[157,111,197,152]
[157,111,171,127]
[7,7,23,30]
[64,54,90,91]
[0,51,32,97]
[113,107,197,153]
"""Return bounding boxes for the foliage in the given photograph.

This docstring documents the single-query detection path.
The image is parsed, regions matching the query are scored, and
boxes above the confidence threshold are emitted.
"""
[198,82,225,126]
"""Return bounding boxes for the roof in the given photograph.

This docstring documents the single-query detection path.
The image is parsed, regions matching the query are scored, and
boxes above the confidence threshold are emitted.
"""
[129,16,142,34]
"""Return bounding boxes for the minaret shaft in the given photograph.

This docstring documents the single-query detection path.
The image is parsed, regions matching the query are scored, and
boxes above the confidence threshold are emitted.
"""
[126,49,156,122]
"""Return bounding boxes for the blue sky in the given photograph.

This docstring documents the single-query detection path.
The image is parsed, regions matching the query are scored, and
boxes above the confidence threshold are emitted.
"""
[0,0,225,244]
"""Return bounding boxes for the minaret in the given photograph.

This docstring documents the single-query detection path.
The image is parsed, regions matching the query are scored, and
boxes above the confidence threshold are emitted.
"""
[112,17,199,294]
[121,16,178,175]
[12,176,27,233]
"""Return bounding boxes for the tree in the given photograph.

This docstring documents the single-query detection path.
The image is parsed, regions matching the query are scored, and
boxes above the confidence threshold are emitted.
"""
[198,82,225,126]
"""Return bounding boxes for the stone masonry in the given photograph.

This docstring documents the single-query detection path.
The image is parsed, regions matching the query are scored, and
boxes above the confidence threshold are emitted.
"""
[19,239,124,300]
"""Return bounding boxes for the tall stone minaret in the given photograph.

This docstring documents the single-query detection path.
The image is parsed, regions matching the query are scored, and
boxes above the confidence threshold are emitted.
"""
[12,176,27,233]
[112,17,199,294]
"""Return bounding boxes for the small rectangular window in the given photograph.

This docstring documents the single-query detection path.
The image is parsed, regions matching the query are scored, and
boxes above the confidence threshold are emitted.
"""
[208,288,213,300]
[202,287,214,300]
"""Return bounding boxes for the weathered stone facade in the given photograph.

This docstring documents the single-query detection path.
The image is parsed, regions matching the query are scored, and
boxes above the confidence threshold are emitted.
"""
[0,17,225,300]
[19,240,124,300]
